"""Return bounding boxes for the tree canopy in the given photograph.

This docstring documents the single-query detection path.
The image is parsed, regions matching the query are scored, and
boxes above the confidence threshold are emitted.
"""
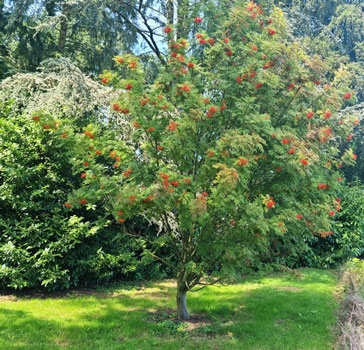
[60,2,357,319]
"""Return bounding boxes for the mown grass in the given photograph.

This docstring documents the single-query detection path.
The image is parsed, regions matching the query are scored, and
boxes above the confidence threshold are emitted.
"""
[0,268,339,349]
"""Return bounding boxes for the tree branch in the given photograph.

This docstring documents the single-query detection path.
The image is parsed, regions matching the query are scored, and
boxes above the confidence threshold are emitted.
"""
[191,277,223,292]
[106,2,167,65]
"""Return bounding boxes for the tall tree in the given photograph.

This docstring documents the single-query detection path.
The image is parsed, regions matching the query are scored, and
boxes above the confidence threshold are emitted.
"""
[65,2,356,320]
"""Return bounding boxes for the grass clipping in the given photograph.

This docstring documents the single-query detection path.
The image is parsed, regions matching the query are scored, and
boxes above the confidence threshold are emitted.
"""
[336,261,364,349]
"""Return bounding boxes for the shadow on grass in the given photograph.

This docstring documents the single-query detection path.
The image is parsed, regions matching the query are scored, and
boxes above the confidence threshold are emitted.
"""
[0,308,63,349]
[0,271,338,349]
[0,290,183,350]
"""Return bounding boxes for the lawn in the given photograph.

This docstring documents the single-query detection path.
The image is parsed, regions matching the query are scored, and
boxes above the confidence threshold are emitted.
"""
[0,268,339,349]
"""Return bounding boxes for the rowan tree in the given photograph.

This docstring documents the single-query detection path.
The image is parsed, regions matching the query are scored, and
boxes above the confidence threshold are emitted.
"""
[65,1,357,320]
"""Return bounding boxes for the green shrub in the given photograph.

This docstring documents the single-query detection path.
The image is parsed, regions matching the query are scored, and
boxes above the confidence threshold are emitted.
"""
[300,182,364,268]
[0,110,166,290]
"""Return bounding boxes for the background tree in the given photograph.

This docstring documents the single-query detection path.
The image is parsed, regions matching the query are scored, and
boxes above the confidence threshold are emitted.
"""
[0,0,12,78]
[0,57,117,121]
[65,2,356,320]
[1,0,137,74]
[270,0,364,100]
[267,0,364,183]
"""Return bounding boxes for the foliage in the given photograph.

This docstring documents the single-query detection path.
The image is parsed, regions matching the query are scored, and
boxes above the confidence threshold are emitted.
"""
[0,110,77,289]
[0,107,165,290]
[298,183,364,269]
[328,4,364,103]
[338,104,364,182]
[328,4,364,62]
[0,269,339,349]
[0,1,11,79]
[0,0,209,75]
[1,0,127,74]
[63,2,357,319]
[0,58,117,121]
[273,1,364,103]
[344,258,364,290]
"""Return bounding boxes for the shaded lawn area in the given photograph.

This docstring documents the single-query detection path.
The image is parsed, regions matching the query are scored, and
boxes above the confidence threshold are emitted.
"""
[0,268,339,349]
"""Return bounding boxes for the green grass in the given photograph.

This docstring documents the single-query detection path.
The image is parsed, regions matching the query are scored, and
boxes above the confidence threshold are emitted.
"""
[0,268,339,349]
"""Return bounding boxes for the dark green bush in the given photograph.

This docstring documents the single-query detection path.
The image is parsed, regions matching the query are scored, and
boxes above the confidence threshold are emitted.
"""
[299,182,364,269]
[0,110,167,290]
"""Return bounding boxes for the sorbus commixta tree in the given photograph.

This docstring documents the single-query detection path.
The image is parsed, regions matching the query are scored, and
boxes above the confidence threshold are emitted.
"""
[68,2,357,320]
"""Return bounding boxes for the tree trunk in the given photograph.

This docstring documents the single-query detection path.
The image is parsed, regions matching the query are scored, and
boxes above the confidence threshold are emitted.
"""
[176,0,189,39]
[58,5,68,53]
[176,279,190,320]
[166,0,174,25]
